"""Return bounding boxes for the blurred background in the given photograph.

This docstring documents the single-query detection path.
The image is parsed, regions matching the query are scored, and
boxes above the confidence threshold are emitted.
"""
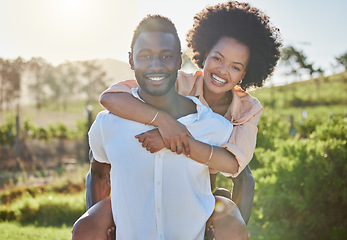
[0,0,346,239]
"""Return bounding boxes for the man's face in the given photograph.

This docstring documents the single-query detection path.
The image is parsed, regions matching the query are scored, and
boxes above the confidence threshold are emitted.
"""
[129,32,182,97]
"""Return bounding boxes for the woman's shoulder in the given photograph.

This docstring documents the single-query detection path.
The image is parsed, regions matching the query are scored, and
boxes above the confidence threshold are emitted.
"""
[231,86,263,124]
[176,70,204,96]
[234,86,261,107]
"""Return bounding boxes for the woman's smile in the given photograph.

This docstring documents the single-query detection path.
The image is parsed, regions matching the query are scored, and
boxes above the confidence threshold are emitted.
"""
[211,73,228,85]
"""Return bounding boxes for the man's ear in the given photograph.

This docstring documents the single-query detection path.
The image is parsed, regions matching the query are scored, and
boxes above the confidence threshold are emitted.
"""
[129,52,134,70]
[177,53,182,70]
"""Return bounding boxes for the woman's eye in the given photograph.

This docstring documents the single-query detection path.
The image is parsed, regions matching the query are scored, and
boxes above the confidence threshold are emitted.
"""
[212,56,221,62]
[232,66,241,71]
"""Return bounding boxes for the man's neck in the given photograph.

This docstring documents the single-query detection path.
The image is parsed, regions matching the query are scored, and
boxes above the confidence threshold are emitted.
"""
[138,87,196,119]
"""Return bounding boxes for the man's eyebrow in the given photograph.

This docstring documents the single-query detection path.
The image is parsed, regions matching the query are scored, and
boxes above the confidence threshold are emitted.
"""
[214,51,245,68]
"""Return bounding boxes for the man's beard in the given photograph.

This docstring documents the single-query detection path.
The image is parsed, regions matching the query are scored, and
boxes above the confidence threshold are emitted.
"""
[136,72,177,96]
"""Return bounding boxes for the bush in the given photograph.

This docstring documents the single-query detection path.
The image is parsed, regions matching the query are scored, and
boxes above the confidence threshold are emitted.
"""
[0,118,89,145]
[2,192,86,226]
[0,115,16,145]
[252,125,347,239]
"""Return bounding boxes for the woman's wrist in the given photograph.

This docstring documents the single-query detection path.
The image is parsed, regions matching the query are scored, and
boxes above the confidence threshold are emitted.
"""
[152,110,172,128]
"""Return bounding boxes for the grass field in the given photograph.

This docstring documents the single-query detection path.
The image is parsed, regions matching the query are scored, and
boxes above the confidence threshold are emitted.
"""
[0,222,72,240]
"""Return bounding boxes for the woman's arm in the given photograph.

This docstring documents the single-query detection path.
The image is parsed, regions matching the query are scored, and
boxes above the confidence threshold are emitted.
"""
[187,137,239,174]
[100,92,192,155]
[222,109,262,177]
[135,129,239,174]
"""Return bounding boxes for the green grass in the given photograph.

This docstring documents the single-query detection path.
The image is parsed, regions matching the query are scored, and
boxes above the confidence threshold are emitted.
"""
[251,71,347,109]
[0,222,72,240]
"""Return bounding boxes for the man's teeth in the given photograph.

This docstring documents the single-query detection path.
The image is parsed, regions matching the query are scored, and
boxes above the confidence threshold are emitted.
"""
[148,76,165,81]
[212,74,227,84]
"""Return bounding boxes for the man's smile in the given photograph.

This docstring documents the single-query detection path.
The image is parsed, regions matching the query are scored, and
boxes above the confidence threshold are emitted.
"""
[145,73,170,82]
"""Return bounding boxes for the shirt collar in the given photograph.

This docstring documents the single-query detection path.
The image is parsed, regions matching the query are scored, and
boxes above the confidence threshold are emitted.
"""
[131,87,207,124]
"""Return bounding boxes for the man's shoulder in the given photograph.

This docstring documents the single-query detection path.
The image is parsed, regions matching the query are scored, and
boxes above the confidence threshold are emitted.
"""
[95,110,112,120]
[94,110,123,125]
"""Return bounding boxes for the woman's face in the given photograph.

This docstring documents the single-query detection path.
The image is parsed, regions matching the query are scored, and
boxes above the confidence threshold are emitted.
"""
[203,37,250,95]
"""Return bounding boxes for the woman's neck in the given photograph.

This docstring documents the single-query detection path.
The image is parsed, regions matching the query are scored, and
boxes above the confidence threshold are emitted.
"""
[203,83,232,116]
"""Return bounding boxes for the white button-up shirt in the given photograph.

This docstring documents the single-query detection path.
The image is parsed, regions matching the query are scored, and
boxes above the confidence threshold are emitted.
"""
[89,89,233,240]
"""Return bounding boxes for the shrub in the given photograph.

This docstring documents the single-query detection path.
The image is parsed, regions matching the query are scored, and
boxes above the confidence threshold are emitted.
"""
[2,192,86,226]
[252,137,346,239]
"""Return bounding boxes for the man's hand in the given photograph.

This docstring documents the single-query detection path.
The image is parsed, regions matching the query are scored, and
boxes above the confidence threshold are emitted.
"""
[135,129,166,153]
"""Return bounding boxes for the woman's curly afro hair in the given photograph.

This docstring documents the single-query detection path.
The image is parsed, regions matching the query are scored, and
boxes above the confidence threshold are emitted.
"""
[186,1,282,90]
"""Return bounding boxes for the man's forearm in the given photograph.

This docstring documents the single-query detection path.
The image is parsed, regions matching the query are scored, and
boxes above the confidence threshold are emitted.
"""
[86,152,111,210]
[231,165,255,224]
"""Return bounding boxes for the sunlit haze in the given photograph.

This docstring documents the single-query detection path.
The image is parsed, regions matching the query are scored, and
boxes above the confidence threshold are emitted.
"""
[1,0,346,84]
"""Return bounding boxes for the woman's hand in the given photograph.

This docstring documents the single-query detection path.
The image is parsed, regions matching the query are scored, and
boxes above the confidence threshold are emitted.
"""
[155,111,193,156]
[135,129,166,153]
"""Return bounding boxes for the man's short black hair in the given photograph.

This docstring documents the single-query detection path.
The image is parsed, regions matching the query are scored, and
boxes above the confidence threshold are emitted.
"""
[130,14,181,52]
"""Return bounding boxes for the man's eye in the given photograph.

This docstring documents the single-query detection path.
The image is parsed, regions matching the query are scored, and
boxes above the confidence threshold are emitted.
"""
[162,55,173,61]
[139,55,150,60]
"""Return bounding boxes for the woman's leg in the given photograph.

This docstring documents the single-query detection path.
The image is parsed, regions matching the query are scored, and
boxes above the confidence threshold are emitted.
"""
[210,196,248,240]
[72,196,115,240]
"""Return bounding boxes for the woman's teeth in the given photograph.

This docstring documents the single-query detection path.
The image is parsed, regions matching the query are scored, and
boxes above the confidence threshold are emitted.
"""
[212,74,227,84]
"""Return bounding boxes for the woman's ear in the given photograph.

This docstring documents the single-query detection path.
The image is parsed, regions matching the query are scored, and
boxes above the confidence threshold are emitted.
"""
[128,52,134,70]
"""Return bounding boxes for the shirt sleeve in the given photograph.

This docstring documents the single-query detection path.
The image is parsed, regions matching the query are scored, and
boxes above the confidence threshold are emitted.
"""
[99,80,138,101]
[88,112,110,164]
[221,109,263,178]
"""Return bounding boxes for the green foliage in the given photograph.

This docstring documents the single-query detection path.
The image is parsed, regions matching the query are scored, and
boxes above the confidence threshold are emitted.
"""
[0,118,88,145]
[335,51,347,70]
[12,192,85,226]
[0,180,85,206]
[250,112,347,240]
[1,190,85,226]
[0,114,16,145]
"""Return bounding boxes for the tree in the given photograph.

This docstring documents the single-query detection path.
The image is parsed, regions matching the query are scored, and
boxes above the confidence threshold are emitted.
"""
[335,51,347,70]
[0,57,24,111]
[78,60,108,105]
[49,62,79,111]
[281,45,324,79]
[27,57,52,110]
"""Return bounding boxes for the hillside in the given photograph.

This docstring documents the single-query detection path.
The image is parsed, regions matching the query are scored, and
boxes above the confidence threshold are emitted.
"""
[96,58,134,86]
[251,70,347,111]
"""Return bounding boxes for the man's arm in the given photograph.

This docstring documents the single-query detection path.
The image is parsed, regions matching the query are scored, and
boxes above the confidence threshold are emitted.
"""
[86,150,111,210]
[230,165,255,224]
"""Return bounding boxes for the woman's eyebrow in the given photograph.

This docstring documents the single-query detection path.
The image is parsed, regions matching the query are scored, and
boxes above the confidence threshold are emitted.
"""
[214,51,245,68]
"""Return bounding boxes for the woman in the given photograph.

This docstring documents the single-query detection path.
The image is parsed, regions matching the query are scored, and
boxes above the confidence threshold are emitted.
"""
[73,1,281,239]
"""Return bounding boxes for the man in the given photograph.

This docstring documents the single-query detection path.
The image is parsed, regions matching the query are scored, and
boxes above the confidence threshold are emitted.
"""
[73,15,247,240]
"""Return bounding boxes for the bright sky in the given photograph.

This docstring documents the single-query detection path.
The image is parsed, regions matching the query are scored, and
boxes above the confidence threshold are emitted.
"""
[0,0,346,84]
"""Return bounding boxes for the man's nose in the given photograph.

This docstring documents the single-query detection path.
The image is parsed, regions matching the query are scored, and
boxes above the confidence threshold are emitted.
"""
[149,56,163,71]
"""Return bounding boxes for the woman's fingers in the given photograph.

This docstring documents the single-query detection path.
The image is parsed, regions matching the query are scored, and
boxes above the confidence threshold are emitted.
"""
[181,136,190,156]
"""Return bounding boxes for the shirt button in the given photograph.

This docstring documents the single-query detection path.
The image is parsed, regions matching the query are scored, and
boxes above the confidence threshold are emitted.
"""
[157,208,161,213]
[156,181,161,185]
[160,234,163,239]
